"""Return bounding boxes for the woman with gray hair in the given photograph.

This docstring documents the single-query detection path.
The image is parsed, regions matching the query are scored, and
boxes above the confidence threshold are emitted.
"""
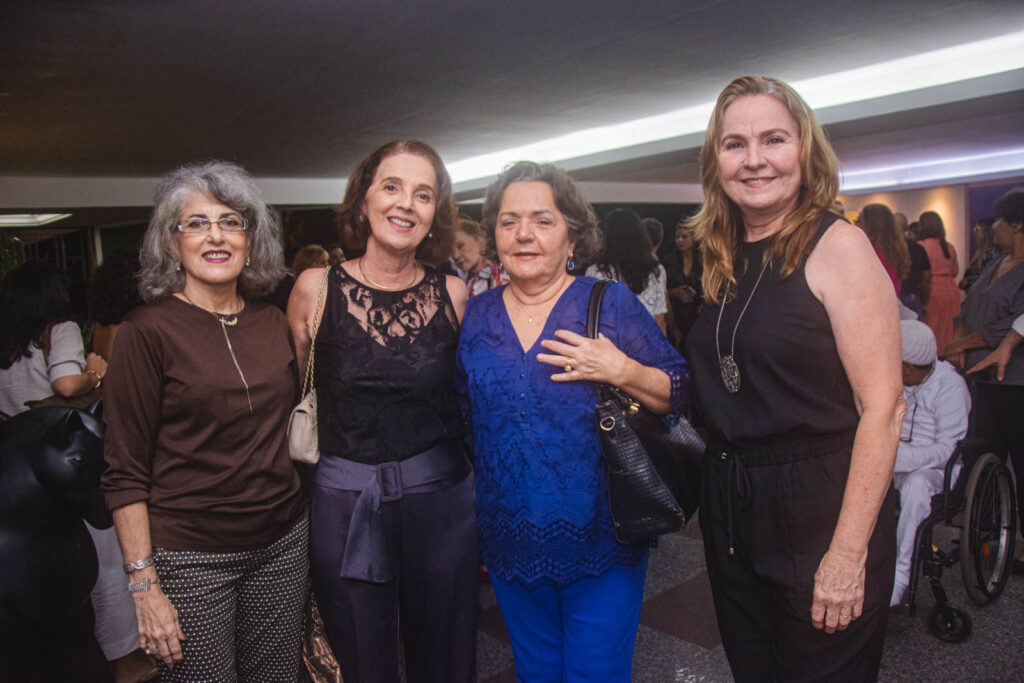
[101,160,308,681]
[456,161,688,679]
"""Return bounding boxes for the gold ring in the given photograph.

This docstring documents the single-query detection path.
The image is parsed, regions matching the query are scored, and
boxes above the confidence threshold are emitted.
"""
[564,363,573,373]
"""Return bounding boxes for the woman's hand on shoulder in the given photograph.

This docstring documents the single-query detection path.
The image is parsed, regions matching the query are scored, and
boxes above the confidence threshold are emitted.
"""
[445,274,468,323]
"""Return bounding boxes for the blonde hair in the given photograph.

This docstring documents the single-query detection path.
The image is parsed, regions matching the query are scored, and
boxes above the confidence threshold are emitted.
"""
[686,76,840,304]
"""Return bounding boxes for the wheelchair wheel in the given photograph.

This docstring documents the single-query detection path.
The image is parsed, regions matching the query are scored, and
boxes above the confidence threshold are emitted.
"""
[960,452,1017,605]
[927,605,972,643]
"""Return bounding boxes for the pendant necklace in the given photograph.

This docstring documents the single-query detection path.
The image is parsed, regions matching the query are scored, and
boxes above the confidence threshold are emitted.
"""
[181,292,253,414]
[714,255,771,393]
[507,278,570,324]
[182,291,243,327]
[358,257,418,291]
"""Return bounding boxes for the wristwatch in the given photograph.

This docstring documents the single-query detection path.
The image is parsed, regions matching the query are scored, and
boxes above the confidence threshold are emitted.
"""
[128,577,159,593]
[123,556,155,574]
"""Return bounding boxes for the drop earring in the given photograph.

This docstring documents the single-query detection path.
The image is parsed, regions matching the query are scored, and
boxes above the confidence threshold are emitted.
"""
[176,264,182,272]
[566,252,575,271]
[246,256,251,267]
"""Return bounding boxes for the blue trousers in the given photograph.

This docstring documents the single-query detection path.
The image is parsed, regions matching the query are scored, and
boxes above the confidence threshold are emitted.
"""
[491,555,649,683]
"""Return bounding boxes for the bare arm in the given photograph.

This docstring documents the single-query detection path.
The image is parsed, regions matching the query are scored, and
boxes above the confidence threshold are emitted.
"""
[654,312,667,336]
[445,274,468,324]
[111,502,185,665]
[287,267,328,380]
[942,331,988,357]
[968,329,1023,381]
[51,352,107,397]
[806,221,904,634]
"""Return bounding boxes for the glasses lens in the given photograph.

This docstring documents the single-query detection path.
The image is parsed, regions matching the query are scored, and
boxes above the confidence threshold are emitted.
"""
[181,217,210,232]
[219,216,245,231]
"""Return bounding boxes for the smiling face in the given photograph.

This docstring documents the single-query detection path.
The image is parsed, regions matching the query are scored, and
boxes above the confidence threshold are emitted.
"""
[494,181,574,288]
[452,229,485,275]
[361,152,437,255]
[717,94,803,233]
[177,192,249,294]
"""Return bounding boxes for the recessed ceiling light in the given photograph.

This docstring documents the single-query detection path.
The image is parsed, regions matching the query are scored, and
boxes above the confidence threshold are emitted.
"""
[447,29,1024,187]
[840,148,1024,192]
[0,213,72,227]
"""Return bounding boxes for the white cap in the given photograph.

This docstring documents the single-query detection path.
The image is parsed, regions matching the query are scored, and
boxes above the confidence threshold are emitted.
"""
[901,320,937,365]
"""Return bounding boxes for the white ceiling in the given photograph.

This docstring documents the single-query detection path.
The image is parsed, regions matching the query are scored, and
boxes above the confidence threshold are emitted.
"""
[1,0,1023,228]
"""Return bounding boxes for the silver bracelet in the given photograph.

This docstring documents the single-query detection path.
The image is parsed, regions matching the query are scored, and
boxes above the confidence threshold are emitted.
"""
[128,577,159,593]
[123,556,155,574]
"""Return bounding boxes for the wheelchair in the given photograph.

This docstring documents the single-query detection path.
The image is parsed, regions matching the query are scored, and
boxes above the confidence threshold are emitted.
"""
[894,436,1017,642]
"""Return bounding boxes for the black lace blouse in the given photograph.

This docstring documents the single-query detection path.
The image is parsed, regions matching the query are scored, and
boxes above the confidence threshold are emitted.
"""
[313,265,464,465]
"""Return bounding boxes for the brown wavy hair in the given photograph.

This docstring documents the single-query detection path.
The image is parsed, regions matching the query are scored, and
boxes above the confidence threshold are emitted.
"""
[857,203,910,280]
[686,76,840,304]
[335,140,456,266]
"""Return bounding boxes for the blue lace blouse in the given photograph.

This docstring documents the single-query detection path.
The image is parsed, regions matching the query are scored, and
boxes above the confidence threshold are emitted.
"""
[456,277,689,588]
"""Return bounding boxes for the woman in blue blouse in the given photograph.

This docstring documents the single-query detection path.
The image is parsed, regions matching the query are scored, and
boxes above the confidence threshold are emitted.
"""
[457,161,688,681]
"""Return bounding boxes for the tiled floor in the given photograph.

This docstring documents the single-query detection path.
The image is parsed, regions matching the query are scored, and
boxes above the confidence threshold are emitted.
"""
[475,520,1024,682]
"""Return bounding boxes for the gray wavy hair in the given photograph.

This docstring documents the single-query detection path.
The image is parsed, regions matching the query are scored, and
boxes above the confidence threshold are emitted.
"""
[138,160,285,302]
[480,161,602,263]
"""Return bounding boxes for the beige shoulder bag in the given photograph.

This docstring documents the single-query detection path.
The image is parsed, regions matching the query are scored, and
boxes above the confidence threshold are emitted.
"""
[287,266,330,464]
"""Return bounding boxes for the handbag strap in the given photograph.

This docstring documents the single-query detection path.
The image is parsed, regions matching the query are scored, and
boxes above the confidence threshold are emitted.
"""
[301,266,331,397]
[586,279,613,340]
[585,280,636,408]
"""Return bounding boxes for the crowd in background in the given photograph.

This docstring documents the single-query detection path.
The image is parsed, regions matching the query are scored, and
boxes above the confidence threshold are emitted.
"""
[1,73,1022,683]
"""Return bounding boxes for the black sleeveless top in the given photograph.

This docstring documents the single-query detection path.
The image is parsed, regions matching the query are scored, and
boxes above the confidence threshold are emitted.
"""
[314,265,464,464]
[686,213,858,443]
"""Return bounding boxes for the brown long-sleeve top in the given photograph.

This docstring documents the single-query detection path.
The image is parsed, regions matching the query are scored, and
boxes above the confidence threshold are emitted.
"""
[101,296,305,552]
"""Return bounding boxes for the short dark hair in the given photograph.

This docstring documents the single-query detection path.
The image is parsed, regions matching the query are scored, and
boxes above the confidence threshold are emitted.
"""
[335,140,456,266]
[993,188,1024,224]
[480,161,602,263]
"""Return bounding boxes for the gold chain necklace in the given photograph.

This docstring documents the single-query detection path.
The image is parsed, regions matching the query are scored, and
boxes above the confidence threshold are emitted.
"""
[506,279,570,324]
[357,257,418,291]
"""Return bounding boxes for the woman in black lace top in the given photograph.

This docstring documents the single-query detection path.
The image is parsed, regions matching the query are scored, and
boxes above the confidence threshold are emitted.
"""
[288,140,477,683]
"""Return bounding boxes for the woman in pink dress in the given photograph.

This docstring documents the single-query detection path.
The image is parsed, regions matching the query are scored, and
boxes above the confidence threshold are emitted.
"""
[919,211,960,351]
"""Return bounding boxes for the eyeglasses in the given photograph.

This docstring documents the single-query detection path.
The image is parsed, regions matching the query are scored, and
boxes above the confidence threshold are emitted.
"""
[177,215,247,233]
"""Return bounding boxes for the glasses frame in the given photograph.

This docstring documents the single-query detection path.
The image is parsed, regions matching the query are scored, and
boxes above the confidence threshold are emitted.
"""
[176,215,248,234]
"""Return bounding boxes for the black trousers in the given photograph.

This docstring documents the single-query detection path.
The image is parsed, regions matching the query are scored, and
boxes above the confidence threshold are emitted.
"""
[311,471,479,683]
[700,432,897,683]
[971,381,1024,531]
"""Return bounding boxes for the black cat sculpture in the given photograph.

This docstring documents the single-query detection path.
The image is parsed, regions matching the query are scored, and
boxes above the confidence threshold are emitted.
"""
[0,403,114,682]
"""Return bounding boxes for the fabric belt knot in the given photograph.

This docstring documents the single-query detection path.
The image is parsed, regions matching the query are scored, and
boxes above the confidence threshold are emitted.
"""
[313,442,469,583]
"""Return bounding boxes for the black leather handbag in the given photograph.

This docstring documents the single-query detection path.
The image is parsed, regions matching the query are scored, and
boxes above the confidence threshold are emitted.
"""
[589,279,705,545]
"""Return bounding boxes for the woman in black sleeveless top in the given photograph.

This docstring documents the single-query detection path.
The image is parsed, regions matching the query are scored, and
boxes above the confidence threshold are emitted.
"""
[288,141,477,682]
[685,77,902,682]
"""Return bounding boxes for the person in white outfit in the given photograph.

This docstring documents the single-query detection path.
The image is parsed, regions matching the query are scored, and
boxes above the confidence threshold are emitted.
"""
[891,320,971,606]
